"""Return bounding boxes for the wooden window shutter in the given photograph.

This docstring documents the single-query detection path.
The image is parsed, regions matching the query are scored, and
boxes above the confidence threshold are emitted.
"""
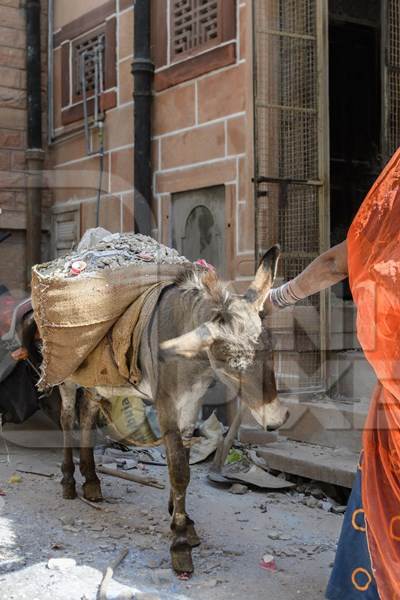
[171,0,220,61]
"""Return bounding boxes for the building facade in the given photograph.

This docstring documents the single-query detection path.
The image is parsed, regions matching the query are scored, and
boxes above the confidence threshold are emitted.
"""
[1,0,400,452]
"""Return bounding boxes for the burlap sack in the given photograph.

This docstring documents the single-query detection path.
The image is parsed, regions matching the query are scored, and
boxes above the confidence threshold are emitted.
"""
[31,263,190,388]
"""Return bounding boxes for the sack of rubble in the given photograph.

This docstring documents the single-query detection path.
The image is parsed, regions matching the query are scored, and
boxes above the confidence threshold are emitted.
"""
[31,229,192,389]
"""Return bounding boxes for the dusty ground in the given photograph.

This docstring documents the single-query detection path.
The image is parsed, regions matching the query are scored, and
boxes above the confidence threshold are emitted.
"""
[0,415,343,600]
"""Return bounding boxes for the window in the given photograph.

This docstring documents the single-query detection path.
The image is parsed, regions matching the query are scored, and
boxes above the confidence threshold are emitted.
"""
[171,0,220,61]
[54,3,117,126]
[152,0,237,91]
[72,28,106,104]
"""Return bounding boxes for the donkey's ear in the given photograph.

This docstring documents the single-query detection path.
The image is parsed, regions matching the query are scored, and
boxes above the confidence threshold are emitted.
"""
[244,244,280,311]
[159,322,219,360]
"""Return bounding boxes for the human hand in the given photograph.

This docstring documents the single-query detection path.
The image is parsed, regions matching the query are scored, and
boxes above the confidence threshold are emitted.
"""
[11,347,29,362]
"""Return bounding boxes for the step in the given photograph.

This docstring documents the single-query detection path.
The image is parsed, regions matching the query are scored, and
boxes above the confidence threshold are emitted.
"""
[241,396,368,453]
[279,397,368,453]
[256,439,358,489]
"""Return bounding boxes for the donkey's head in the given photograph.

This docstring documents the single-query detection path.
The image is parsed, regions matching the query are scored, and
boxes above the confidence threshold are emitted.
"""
[160,245,289,431]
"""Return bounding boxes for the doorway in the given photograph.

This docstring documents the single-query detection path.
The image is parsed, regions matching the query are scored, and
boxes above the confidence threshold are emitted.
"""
[329,1,382,297]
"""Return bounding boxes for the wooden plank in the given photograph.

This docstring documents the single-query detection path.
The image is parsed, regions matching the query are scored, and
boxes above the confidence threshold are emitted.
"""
[151,0,168,68]
[154,42,236,92]
[120,0,133,10]
[221,0,237,42]
[224,184,235,281]
[61,42,70,108]
[105,17,117,89]
[54,0,116,47]
[61,90,116,126]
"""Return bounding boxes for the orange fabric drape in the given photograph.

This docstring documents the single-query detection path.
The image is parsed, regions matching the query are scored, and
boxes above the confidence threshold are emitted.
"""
[348,147,400,599]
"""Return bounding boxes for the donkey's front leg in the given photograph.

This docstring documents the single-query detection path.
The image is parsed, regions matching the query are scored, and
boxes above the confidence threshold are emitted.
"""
[79,390,102,502]
[164,430,194,574]
[168,447,200,549]
[59,382,77,499]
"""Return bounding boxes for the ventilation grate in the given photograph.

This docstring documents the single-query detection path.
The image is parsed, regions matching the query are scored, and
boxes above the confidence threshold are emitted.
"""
[72,29,105,101]
[171,0,220,61]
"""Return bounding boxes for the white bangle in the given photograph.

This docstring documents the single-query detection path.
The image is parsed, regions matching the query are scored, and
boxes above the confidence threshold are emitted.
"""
[269,282,303,308]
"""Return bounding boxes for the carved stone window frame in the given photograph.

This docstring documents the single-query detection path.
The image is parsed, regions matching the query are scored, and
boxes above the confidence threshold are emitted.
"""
[152,0,237,92]
[54,1,117,126]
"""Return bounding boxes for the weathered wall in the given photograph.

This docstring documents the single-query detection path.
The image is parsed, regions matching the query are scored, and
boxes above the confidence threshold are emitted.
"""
[0,0,50,293]
[153,1,256,283]
[50,0,255,283]
[50,0,134,240]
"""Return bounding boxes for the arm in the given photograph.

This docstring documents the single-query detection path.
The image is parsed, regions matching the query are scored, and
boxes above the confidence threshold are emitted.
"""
[267,241,348,310]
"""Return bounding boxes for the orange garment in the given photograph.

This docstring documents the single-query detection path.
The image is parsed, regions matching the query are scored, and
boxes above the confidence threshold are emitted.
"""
[348,147,400,599]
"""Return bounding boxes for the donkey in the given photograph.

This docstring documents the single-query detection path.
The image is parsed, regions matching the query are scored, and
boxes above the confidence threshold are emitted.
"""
[58,245,288,575]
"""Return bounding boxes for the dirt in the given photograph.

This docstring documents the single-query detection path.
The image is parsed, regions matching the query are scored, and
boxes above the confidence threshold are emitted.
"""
[0,414,342,600]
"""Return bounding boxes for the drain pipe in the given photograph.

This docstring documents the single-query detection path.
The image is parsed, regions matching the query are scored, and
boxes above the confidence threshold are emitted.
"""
[132,0,154,236]
[26,0,44,287]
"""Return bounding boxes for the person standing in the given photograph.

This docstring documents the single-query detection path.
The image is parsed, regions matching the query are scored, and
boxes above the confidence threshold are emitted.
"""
[266,148,400,599]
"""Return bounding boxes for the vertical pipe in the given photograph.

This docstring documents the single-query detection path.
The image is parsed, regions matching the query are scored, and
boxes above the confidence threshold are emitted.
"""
[47,0,54,144]
[132,0,154,236]
[26,0,44,287]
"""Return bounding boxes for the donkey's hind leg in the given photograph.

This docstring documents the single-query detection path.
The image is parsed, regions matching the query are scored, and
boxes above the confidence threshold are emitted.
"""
[79,390,102,502]
[59,382,77,499]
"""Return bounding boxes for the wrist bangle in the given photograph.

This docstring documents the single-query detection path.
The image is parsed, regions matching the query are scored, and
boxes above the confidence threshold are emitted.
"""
[269,282,303,308]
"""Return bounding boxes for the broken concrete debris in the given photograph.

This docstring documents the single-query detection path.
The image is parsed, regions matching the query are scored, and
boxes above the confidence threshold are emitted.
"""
[47,558,77,571]
[229,483,248,495]
[259,554,277,572]
[38,232,190,279]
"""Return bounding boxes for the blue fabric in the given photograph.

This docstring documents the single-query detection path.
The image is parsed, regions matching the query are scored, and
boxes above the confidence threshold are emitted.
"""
[326,467,379,600]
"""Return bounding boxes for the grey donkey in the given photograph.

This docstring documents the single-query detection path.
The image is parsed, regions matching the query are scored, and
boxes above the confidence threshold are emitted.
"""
[58,244,288,575]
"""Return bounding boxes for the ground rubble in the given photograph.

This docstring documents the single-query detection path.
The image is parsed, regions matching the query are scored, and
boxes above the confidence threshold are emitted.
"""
[0,432,346,600]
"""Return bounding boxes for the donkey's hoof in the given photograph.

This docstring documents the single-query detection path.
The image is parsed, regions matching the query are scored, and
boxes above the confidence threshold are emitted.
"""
[171,542,194,575]
[62,481,77,500]
[83,480,103,502]
[187,523,201,548]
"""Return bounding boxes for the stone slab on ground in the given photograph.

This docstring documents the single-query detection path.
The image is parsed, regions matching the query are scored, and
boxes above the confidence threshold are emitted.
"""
[256,439,359,489]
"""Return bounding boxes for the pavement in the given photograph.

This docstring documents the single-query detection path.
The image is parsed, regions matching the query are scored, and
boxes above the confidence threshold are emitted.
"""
[0,413,344,600]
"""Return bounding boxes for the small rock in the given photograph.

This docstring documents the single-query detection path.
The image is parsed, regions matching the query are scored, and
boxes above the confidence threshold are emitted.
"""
[229,483,248,495]
[62,525,80,533]
[267,532,280,540]
[59,515,75,527]
[47,558,77,571]
[150,568,173,585]
[331,505,347,515]
[309,487,325,499]
[304,497,318,509]
[202,578,220,588]
[319,500,334,512]
[113,591,134,600]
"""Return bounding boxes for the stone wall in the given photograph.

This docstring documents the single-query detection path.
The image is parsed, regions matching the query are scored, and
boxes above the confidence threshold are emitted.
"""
[0,0,49,293]
[49,0,256,283]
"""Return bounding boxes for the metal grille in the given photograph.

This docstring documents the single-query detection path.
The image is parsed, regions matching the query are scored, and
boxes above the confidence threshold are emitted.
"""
[171,0,220,61]
[254,0,328,393]
[384,0,400,158]
[72,29,105,100]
